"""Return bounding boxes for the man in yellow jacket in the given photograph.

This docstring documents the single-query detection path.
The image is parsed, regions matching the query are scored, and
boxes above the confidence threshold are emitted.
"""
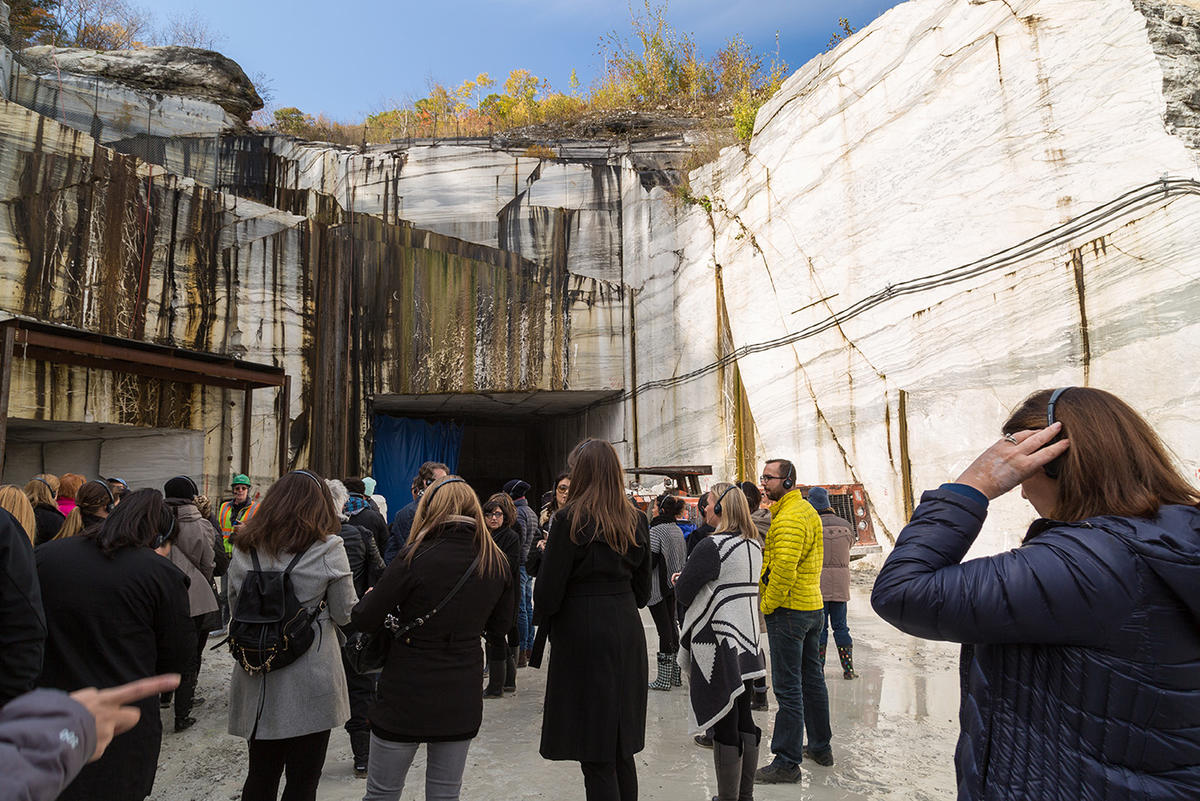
[755,458,831,784]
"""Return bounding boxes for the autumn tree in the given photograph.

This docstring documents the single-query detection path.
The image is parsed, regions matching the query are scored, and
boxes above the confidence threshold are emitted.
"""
[42,0,154,50]
[5,0,58,46]
[158,9,224,49]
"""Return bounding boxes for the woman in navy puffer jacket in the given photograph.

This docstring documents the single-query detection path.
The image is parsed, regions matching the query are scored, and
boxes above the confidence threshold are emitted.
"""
[872,387,1200,801]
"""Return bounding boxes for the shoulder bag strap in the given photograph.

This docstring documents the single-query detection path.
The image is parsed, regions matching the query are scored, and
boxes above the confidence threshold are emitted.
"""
[385,552,483,637]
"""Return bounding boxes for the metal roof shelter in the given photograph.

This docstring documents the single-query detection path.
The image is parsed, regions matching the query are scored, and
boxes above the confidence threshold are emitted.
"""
[0,317,290,476]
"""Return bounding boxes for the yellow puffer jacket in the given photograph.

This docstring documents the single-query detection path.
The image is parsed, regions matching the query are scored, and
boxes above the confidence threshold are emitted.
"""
[760,490,824,614]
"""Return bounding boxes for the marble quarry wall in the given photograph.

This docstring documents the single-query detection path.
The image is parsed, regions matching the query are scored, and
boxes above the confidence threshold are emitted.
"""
[2,0,1199,556]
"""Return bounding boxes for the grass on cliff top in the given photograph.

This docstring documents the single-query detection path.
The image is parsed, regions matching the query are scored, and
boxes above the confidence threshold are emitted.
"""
[263,2,793,148]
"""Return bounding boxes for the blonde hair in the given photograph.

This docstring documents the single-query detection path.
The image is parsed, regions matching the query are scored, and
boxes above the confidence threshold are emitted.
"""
[406,477,506,578]
[54,481,113,540]
[24,474,59,508]
[709,482,760,542]
[0,485,37,544]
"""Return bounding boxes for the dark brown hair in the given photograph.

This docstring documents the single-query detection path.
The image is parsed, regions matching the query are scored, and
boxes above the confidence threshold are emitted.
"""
[55,481,113,540]
[410,461,449,496]
[1003,388,1199,521]
[484,492,517,529]
[85,489,169,557]
[563,439,640,554]
[231,470,339,556]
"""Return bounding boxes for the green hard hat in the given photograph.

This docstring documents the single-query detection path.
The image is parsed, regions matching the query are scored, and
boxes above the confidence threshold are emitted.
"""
[231,474,251,487]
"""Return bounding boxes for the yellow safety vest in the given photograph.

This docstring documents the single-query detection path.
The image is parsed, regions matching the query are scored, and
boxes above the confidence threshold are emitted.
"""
[218,500,257,555]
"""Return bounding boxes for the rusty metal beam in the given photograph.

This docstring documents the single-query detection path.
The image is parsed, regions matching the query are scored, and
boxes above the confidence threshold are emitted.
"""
[278,374,291,475]
[16,344,253,391]
[898,389,915,522]
[241,387,253,477]
[0,326,14,471]
[10,326,285,388]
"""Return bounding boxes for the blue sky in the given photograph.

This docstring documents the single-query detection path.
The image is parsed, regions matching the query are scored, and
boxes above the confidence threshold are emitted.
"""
[148,1,903,119]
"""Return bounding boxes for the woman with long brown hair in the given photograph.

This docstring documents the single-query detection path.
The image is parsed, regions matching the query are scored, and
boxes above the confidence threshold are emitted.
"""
[54,480,113,541]
[352,476,512,800]
[534,439,651,801]
[482,492,521,699]
[226,470,357,801]
[872,388,1200,801]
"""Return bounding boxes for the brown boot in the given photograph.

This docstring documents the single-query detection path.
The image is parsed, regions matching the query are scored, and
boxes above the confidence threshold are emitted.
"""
[517,648,529,668]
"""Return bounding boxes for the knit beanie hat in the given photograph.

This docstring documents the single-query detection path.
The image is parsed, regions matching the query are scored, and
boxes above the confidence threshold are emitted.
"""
[362,476,377,496]
[503,479,530,499]
[806,486,831,511]
[164,476,199,500]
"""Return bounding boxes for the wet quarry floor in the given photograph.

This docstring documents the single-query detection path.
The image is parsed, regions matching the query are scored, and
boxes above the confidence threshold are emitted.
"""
[153,572,959,800]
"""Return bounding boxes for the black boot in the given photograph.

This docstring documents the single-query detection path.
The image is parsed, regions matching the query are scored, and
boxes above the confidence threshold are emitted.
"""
[483,659,506,698]
[712,740,742,801]
[669,651,682,687]
[837,644,858,679]
[739,727,760,801]
[349,729,370,775]
[503,647,518,694]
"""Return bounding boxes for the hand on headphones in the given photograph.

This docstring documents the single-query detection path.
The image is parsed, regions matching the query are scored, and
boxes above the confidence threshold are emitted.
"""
[953,423,1069,500]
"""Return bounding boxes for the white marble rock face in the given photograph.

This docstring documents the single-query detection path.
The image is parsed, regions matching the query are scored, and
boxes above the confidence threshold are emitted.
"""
[1,0,1199,557]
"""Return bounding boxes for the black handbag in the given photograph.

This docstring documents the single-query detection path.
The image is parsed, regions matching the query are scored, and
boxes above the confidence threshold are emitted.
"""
[343,552,482,674]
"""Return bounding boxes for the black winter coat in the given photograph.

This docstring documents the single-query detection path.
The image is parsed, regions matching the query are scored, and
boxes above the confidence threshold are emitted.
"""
[383,499,418,564]
[36,536,191,801]
[534,512,651,761]
[352,519,513,742]
[0,510,44,706]
[339,522,385,598]
[873,488,1200,801]
[349,504,389,556]
[488,525,521,645]
[32,504,65,547]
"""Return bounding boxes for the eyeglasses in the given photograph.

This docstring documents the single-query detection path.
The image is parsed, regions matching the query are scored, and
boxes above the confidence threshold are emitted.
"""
[484,510,504,518]
[760,474,784,482]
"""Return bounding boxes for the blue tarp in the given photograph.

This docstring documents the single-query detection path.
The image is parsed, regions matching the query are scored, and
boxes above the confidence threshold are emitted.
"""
[372,415,463,520]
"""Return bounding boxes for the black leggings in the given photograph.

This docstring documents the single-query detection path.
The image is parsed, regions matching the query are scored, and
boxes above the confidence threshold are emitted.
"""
[711,680,756,747]
[242,729,330,801]
[648,593,679,653]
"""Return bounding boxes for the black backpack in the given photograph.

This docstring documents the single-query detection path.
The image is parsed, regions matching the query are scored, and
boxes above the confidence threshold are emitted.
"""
[227,547,325,675]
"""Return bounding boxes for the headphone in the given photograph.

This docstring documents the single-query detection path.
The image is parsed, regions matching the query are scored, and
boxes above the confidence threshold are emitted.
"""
[782,461,796,490]
[96,480,115,513]
[293,470,322,488]
[424,477,465,504]
[33,476,55,497]
[152,513,176,549]
[1043,387,1072,479]
[712,485,738,516]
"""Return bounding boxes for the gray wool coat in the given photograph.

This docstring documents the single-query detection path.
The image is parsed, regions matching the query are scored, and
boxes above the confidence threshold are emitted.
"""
[226,534,358,740]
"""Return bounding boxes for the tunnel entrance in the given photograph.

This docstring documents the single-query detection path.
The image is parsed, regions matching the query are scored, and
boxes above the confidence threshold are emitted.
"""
[371,390,622,510]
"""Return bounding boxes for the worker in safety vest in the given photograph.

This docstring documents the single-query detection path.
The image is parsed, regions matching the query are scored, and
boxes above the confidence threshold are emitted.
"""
[212,474,257,635]
[217,474,257,556]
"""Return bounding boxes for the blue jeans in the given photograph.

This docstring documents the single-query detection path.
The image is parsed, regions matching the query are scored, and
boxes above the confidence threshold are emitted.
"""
[820,601,852,648]
[517,566,535,650]
[765,607,831,764]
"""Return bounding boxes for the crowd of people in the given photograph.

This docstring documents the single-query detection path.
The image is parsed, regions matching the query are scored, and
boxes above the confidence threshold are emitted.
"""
[1,386,1197,801]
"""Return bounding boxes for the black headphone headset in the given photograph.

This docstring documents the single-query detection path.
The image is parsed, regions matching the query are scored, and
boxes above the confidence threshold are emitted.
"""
[782,462,796,490]
[293,470,322,488]
[33,476,55,497]
[424,477,464,504]
[712,485,738,516]
[1043,387,1072,479]
[152,513,175,549]
[96,480,115,513]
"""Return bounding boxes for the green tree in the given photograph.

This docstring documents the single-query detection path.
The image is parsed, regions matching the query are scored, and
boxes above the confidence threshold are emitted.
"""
[273,107,314,136]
